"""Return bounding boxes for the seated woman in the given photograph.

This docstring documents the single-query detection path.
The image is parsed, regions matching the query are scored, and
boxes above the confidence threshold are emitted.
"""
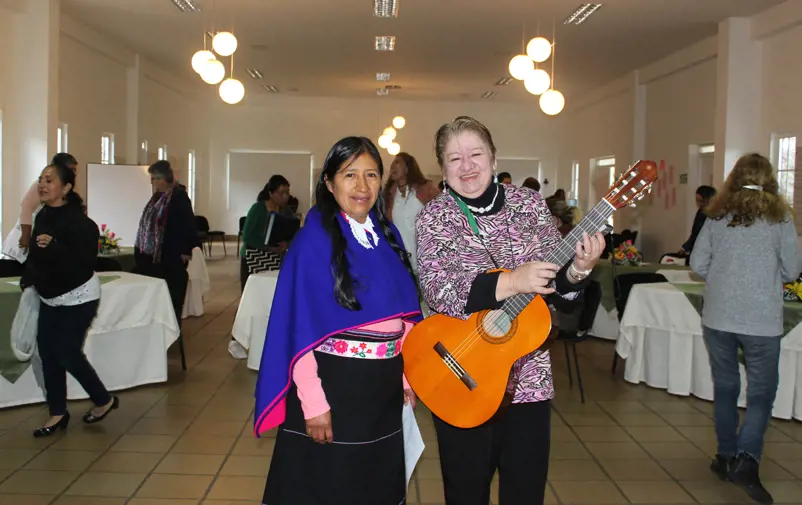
[254,137,422,505]
[415,116,604,505]
[679,184,716,256]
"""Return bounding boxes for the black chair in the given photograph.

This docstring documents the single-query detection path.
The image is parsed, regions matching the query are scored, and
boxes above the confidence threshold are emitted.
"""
[611,272,668,374]
[95,257,123,272]
[195,216,226,257]
[0,259,24,278]
[236,216,246,253]
[554,280,603,404]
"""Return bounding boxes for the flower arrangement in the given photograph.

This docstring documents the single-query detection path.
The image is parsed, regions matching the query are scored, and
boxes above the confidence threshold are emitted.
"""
[98,224,121,254]
[613,240,643,266]
[783,276,802,302]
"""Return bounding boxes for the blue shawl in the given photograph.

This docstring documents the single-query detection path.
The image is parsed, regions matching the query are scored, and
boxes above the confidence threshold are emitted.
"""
[254,207,421,436]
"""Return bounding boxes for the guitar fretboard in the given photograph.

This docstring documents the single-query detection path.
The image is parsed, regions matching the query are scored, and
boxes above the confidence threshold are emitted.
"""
[502,199,615,319]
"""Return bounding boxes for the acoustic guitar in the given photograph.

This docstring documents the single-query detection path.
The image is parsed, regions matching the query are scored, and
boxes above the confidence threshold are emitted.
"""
[403,160,658,428]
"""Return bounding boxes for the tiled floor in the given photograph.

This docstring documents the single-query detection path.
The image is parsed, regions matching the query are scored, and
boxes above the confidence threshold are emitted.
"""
[1,246,801,504]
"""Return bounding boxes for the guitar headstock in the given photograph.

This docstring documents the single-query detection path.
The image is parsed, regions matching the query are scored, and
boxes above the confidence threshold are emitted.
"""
[604,159,658,209]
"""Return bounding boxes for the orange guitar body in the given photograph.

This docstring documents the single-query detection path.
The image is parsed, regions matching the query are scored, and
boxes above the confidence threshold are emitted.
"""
[402,292,552,429]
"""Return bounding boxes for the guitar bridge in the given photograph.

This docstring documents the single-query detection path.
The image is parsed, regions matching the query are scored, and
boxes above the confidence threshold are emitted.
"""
[434,342,477,391]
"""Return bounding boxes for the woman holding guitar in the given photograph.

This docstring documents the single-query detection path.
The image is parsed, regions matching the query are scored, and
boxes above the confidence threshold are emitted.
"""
[414,116,605,505]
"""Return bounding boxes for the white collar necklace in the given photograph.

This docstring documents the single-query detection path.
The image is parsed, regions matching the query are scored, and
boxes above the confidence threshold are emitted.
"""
[463,184,500,214]
[341,212,380,250]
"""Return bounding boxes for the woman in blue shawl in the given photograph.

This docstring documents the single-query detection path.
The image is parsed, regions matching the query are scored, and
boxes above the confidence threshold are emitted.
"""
[255,137,422,505]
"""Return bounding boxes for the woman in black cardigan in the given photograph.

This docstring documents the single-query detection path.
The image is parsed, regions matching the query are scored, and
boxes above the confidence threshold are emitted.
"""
[23,163,118,437]
[134,161,199,364]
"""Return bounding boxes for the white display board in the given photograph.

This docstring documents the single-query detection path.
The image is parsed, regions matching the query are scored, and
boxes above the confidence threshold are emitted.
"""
[86,164,151,247]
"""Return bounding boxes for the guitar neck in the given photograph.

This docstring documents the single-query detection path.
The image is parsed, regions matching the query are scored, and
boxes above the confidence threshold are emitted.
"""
[502,199,615,318]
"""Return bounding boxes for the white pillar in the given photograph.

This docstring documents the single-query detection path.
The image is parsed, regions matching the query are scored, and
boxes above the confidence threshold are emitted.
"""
[713,17,762,185]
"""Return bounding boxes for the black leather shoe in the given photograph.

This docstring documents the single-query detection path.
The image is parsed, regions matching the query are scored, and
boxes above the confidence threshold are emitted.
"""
[83,396,119,424]
[728,453,773,505]
[33,412,70,438]
[710,454,734,481]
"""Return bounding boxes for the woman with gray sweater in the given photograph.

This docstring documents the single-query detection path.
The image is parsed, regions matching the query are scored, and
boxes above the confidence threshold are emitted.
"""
[690,153,798,505]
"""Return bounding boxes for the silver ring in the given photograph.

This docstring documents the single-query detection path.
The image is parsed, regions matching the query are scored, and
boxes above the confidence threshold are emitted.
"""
[584,252,590,258]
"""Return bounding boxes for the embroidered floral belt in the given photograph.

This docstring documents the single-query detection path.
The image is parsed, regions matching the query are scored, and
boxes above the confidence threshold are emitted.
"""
[317,336,401,359]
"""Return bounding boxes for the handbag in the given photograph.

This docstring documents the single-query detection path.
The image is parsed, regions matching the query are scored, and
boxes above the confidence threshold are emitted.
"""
[11,287,41,362]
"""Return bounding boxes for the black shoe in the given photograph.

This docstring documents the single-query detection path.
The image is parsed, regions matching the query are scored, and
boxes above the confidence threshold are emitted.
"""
[82,396,119,424]
[728,453,773,505]
[710,454,733,481]
[33,412,70,438]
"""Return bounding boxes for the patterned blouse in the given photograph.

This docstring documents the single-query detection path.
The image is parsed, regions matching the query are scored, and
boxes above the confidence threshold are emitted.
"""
[415,185,579,404]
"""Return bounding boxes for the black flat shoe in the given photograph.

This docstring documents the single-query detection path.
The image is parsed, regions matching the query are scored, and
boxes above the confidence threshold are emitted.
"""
[710,454,733,481]
[83,396,119,424]
[33,412,70,438]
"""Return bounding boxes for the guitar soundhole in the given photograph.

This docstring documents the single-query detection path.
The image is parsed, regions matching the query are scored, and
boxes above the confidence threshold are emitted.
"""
[479,310,516,344]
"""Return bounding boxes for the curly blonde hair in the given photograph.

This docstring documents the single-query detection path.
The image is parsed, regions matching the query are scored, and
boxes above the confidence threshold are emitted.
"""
[706,153,792,227]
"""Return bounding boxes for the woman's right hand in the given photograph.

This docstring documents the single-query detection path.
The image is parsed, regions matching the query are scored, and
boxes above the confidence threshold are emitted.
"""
[305,411,333,444]
[509,262,560,296]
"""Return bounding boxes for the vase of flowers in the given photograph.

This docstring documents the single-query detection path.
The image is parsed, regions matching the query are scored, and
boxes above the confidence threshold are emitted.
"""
[613,240,643,266]
[98,224,121,254]
[783,276,802,302]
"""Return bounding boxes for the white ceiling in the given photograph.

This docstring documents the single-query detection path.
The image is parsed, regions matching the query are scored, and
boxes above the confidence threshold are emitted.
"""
[62,0,781,102]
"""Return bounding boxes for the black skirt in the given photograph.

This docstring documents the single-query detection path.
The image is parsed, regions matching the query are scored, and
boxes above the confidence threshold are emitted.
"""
[263,330,406,505]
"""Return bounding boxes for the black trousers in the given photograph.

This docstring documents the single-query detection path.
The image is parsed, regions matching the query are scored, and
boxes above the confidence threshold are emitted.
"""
[433,400,551,505]
[38,300,111,416]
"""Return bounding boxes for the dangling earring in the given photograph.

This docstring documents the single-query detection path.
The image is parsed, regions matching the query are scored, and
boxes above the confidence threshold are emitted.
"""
[493,171,499,184]
[441,179,448,194]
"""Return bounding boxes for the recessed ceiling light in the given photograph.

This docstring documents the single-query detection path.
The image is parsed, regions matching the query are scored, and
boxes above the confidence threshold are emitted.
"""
[376,88,390,96]
[375,36,396,51]
[564,3,602,25]
[263,85,279,93]
[246,69,264,80]
[171,0,201,12]
[480,91,497,99]
[495,77,513,86]
[376,72,391,81]
[374,0,398,18]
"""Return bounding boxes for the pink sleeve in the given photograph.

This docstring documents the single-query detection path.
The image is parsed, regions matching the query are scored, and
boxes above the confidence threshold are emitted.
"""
[19,181,40,226]
[292,352,330,420]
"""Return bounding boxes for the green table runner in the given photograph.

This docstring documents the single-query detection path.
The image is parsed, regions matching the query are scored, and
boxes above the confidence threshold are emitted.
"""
[591,262,693,312]
[0,275,121,384]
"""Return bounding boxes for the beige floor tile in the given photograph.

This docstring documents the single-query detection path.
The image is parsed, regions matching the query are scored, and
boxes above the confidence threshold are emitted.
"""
[64,472,147,497]
[0,449,40,470]
[680,479,752,503]
[765,442,802,461]
[548,459,608,481]
[599,458,671,481]
[644,401,699,414]
[617,481,695,503]
[656,412,712,426]
[549,441,592,459]
[136,474,214,500]
[551,481,627,504]
[219,455,271,477]
[129,499,200,505]
[550,426,579,442]
[0,430,57,450]
[52,497,126,505]
[185,420,246,437]
[50,433,120,452]
[640,441,708,460]
[763,480,802,503]
[415,458,443,479]
[0,470,78,495]
[128,417,193,436]
[777,459,802,479]
[597,400,652,414]
[230,436,274,456]
[584,442,651,460]
[417,478,445,504]
[625,426,686,442]
[206,476,264,501]
[573,426,633,442]
[0,495,54,504]
[559,413,617,427]
[172,435,237,455]
[89,452,163,473]
[24,449,102,472]
[110,434,177,454]
[609,412,668,426]
[155,453,226,475]
[659,459,723,481]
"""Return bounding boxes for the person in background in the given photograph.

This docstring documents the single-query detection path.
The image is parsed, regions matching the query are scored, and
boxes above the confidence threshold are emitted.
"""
[497,171,512,185]
[679,185,717,256]
[415,116,604,505]
[23,163,118,437]
[255,137,421,505]
[383,152,438,273]
[134,161,198,364]
[522,177,541,192]
[552,188,566,201]
[547,198,575,237]
[18,153,78,250]
[690,154,797,505]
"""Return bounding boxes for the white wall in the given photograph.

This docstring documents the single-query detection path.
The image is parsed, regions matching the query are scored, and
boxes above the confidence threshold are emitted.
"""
[0,5,17,234]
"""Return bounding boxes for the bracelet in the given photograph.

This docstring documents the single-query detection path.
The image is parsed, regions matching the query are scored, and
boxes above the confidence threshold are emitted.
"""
[568,263,591,281]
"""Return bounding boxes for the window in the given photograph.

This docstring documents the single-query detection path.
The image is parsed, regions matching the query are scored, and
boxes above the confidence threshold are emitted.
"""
[699,144,715,154]
[570,161,580,204]
[101,133,115,164]
[598,157,616,226]
[57,123,68,153]
[158,145,168,161]
[140,140,148,164]
[775,136,796,204]
[187,150,197,209]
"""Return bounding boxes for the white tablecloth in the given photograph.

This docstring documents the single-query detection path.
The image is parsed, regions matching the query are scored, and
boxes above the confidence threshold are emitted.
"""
[182,247,210,318]
[232,271,279,371]
[0,272,180,408]
[615,282,802,421]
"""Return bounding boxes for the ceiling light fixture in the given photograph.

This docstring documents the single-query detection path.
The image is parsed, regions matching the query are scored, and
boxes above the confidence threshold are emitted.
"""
[191,50,216,74]
[220,78,245,104]
[495,77,514,86]
[540,22,565,116]
[213,32,238,57]
[524,69,550,96]
[375,36,396,51]
[263,85,279,93]
[170,0,201,13]
[526,36,552,63]
[246,69,264,79]
[509,54,534,80]
[201,59,226,85]
[388,142,401,156]
[564,4,602,25]
[376,88,390,96]
[480,91,497,99]
[392,116,406,129]
[376,72,391,81]
[374,0,398,18]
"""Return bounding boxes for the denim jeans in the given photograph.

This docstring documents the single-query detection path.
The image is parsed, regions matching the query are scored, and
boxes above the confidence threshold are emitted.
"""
[702,326,781,461]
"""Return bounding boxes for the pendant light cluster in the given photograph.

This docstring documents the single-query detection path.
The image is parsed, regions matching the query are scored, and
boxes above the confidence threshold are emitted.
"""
[507,23,565,116]
[378,116,406,155]
[191,30,245,105]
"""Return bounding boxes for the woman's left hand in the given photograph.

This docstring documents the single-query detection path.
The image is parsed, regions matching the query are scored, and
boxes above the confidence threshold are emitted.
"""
[36,234,53,248]
[572,231,605,271]
[404,389,417,409]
